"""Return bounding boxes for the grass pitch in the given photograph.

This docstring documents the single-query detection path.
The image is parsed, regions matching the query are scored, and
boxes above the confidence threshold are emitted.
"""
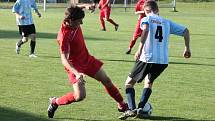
[0,2,215,121]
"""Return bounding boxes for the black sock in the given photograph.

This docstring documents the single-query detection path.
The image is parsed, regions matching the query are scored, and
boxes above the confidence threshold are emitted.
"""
[30,40,36,54]
[138,88,152,108]
[126,88,136,110]
[17,39,24,47]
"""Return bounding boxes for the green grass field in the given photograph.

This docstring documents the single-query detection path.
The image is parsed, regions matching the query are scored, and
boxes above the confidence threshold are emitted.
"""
[0,2,215,121]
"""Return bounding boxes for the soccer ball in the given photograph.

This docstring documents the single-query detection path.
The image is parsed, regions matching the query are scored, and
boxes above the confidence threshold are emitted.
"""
[142,102,153,116]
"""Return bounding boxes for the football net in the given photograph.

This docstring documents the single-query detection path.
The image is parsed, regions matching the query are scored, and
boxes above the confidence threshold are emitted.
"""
[37,0,70,11]
[157,0,177,12]
[37,0,94,11]
[112,0,177,12]
[38,0,176,12]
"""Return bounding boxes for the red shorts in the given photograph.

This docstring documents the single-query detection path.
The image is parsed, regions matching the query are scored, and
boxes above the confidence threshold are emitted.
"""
[100,7,111,19]
[65,56,103,85]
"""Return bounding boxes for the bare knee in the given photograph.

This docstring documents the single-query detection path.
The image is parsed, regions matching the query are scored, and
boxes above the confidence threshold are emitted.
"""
[94,69,113,87]
[125,76,136,88]
[144,76,153,88]
[106,18,111,21]
[103,18,108,21]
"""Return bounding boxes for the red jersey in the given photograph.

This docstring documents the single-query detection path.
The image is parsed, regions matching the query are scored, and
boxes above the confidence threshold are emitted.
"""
[57,24,93,69]
[99,0,111,9]
[135,0,146,18]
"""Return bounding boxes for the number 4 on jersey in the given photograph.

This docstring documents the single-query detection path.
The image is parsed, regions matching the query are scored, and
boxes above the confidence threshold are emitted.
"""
[155,26,163,42]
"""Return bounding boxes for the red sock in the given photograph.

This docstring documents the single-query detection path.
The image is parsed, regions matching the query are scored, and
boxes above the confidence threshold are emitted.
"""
[56,92,76,105]
[104,84,123,103]
[129,39,136,49]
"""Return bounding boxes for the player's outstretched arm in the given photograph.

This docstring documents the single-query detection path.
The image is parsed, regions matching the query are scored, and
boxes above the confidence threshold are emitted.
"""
[135,11,145,15]
[183,28,191,58]
[31,1,41,18]
[76,4,95,12]
[35,9,41,18]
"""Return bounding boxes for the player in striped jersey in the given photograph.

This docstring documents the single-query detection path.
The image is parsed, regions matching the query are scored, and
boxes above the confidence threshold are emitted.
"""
[119,0,191,120]
[12,0,41,57]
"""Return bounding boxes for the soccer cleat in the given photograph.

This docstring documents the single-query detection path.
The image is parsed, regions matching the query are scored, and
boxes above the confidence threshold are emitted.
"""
[47,97,58,118]
[118,103,128,112]
[125,49,131,54]
[118,110,136,120]
[135,108,150,119]
[16,42,21,54]
[115,24,119,31]
[29,54,37,58]
[101,28,106,31]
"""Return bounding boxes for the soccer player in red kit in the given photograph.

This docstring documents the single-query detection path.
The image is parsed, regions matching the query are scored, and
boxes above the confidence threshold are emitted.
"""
[98,0,119,31]
[125,0,146,54]
[47,5,127,118]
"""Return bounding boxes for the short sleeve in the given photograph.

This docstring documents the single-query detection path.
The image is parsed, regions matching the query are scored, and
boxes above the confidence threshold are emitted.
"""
[135,0,144,12]
[140,17,149,30]
[12,0,20,13]
[169,20,186,36]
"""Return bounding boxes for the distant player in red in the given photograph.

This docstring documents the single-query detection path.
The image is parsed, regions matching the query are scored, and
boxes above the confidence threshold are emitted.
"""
[47,5,127,118]
[125,0,146,54]
[98,0,119,31]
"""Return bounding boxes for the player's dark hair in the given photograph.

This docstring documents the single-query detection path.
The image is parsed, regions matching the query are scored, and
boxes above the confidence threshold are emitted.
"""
[64,5,85,21]
[144,0,158,12]
[93,0,100,3]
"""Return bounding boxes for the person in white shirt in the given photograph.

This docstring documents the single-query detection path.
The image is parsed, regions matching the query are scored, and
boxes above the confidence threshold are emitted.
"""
[12,0,41,57]
[119,0,191,120]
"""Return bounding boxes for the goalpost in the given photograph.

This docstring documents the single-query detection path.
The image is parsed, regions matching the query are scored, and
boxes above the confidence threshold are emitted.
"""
[41,0,177,12]
[43,0,46,11]
[40,0,79,12]
[157,0,177,12]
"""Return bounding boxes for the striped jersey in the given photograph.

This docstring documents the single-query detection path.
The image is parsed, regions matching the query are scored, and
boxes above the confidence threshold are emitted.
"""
[12,0,38,25]
[139,13,186,64]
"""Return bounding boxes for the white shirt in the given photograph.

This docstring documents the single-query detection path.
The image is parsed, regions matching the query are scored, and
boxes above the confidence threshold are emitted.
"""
[139,13,186,64]
[12,0,38,25]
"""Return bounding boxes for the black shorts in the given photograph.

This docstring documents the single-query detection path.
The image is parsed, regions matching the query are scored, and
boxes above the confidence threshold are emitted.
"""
[18,24,36,37]
[129,60,168,83]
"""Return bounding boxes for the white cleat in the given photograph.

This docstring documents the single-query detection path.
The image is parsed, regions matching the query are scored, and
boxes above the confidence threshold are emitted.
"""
[29,54,37,58]
[16,42,21,54]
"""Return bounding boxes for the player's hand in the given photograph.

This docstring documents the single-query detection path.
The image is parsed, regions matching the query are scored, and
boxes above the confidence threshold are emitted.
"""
[89,4,95,10]
[19,15,25,19]
[101,5,105,9]
[89,4,96,13]
[183,47,191,58]
[98,5,101,9]
[75,73,86,84]
[37,13,42,18]
[134,51,141,61]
